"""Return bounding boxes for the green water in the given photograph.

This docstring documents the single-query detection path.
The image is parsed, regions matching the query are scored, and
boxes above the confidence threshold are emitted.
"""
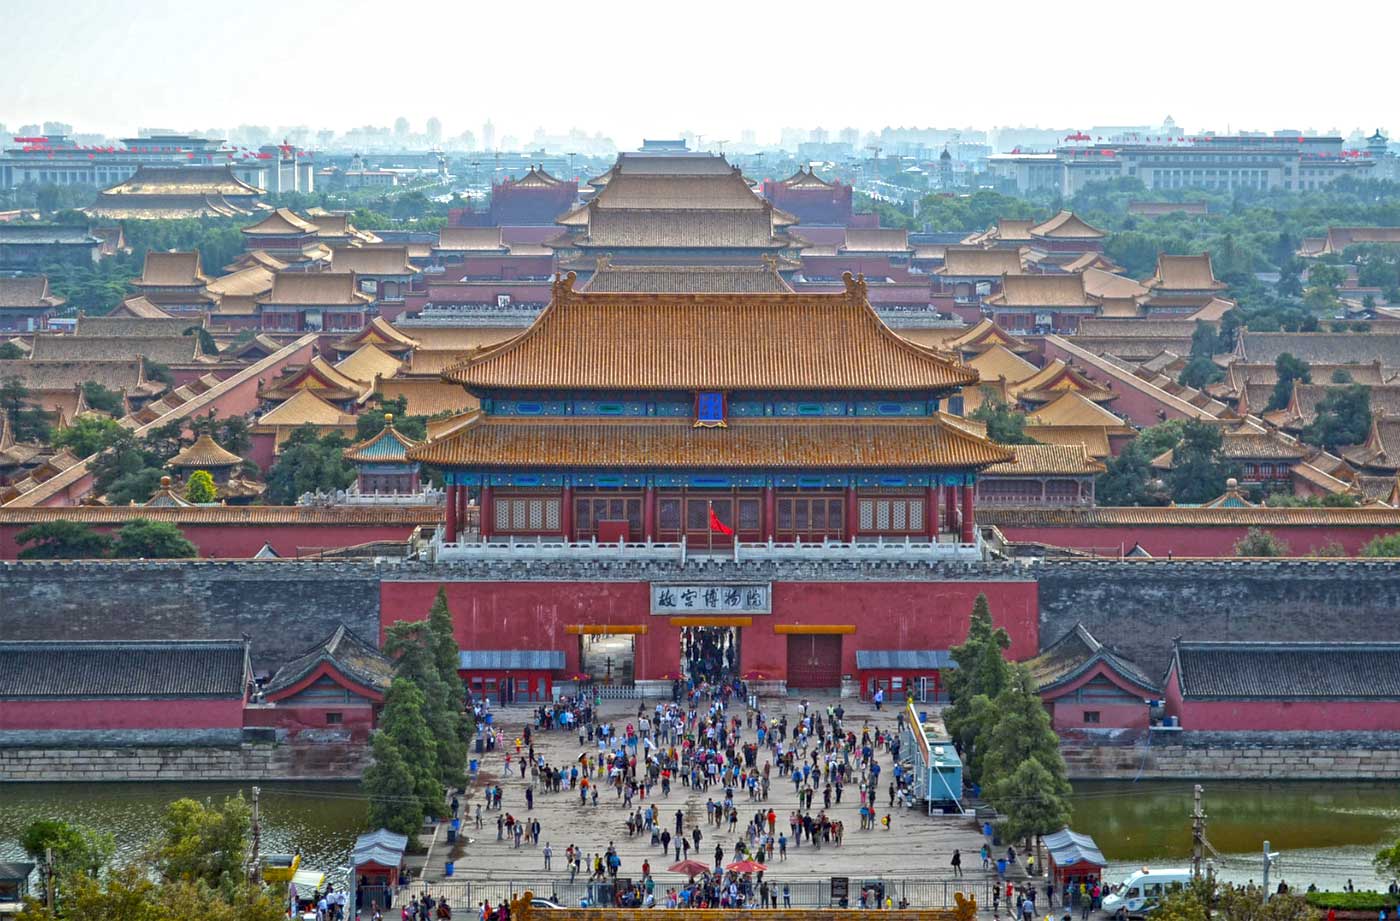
[0,782,366,883]
[1071,781,1400,891]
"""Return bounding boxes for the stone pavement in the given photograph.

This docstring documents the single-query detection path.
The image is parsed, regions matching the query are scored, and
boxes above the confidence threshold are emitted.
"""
[420,692,1005,889]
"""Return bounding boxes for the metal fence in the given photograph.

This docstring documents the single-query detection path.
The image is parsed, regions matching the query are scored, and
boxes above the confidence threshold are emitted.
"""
[376,876,998,912]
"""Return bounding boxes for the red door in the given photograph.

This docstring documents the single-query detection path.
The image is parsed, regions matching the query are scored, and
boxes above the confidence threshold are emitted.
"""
[786,635,842,689]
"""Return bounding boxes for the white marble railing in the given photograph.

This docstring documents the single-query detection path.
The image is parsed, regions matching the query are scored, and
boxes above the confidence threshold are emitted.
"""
[428,533,984,563]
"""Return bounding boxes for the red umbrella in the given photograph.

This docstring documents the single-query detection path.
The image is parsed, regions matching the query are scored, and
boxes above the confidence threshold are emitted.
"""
[725,859,767,874]
[668,859,710,877]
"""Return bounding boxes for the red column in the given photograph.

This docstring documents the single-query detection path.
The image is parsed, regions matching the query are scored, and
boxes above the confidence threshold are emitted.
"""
[763,486,776,542]
[643,486,656,542]
[845,487,858,543]
[944,484,957,533]
[561,484,573,541]
[961,482,976,544]
[925,486,938,541]
[444,483,458,542]
[480,485,493,540]
[457,484,468,532]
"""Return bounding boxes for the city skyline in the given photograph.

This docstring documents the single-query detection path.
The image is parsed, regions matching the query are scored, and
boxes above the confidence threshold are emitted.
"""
[4,0,1393,147]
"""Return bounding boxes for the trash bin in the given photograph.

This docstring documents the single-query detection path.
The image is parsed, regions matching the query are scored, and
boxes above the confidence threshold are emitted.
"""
[484,713,493,725]
[447,829,457,844]
[445,861,455,877]
[475,738,484,754]
[470,760,479,774]
[983,822,993,838]
[996,859,1007,877]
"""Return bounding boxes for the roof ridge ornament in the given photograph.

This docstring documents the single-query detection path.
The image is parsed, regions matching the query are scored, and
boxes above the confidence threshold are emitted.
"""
[841,271,868,300]
[553,271,578,299]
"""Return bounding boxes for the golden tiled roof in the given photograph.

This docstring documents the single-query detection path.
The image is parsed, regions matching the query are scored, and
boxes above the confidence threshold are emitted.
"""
[168,433,243,468]
[408,414,1012,470]
[256,389,357,427]
[257,272,373,307]
[376,377,479,417]
[1021,424,1113,458]
[1062,252,1120,273]
[985,443,1106,476]
[967,345,1039,383]
[329,245,417,276]
[0,276,64,309]
[592,172,767,211]
[986,273,1096,308]
[108,296,172,319]
[1027,391,1129,427]
[935,247,1023,277]
[206,265,276,299]
[1008,359,1116,403]
[1029,211,1105,240]
[262,355,367,399]
[138,251,209,287]
[242,207,318,236]
[226,250,290,272]
[99,165,264,198]
[781,168,836,190]
[28,335,204,364]
[841,229,912,254]
[583,262,793,294]
[1143,253,1227,292]
[989,219,1036,242]
[405,325,520,352]
[333,317,419,352]
[443,274,978,393]
[74,316,197,338]
[1080,267,1148,300]
[943,319,1036,355]
[435,227,508,252]
[576,208,786,249]
[335,343,405,385]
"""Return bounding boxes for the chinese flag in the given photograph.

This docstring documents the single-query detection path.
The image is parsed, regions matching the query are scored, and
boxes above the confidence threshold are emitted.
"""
[708,505,734,536]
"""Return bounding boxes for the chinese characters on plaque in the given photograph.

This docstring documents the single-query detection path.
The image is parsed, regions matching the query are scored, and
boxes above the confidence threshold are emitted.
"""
[650,583,771,615]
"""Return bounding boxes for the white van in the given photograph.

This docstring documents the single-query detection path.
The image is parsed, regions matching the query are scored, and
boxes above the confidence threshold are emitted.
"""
[1101,868,1192,917]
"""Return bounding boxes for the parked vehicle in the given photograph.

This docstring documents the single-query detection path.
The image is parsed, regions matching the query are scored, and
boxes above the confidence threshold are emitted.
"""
[1101,868,1192,918]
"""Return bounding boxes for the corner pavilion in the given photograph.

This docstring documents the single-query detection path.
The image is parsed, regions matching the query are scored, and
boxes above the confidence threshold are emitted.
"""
[411,272,1011,559]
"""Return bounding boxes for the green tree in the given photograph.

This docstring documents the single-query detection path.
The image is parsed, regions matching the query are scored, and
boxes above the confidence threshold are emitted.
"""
[79,381,126,416]
[1,376,51,443]
[51,416,125,458]
[106,468,167,506]
[943,595,1012,778]
[184,325,218,356]
[148,794,250,890]
[110,519,197,559]
[362,731,426,836]
[214,416,252,457]
[1300,385,1371,450]
[20,819,115,880]
[265,426,357,504]
[1376,837,1400,878]
[1178,321,1224,388]
[978,665,1073,860]
[969,399,1037,445]
[1234,527,1290,557]
[385,618,466,788]
[184,470,218,503]
[0,341,24,359]
[1167,420,1231,504]
[16,521,113,560]
[374,677,443,816]
[1268,353,1311,411]
[357,395,428,441]
[1361,533,1400,557]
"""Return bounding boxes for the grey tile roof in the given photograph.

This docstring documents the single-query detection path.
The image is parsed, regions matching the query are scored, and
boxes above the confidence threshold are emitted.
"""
[263,624,392,697]
[1173,641,1400,699]
[0,640,249,699]
[459,650,564,670]
[353,829,408,869]
[1042,829,1105,868]
[1028,623,1159,694]
[854,650,957,670]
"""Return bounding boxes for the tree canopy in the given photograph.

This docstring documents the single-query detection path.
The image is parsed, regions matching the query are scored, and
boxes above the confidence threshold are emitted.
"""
[184,470,218,504]
[109,519,198,559]
[969,399,1037,445]
[265,426,357,504]
[1299,385,1371,450]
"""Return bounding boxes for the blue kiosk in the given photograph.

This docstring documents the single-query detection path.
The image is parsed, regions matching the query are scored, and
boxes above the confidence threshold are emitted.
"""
[901,701,965,814]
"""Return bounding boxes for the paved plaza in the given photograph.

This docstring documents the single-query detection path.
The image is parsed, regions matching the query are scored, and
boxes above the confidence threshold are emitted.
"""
[424,692,1001,890]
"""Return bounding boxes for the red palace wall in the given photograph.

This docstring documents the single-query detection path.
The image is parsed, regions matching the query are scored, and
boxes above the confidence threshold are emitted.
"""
[243,704,376,741]
[994,523,1396,557]
[0,697,246,731]
[380,579,1039,683]
[1042,661,1153,731]
[0,522,422,560]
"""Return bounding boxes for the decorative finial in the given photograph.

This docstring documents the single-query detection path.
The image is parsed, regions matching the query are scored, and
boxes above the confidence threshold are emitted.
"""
[160,475,172,487]
[384,413,394,425]
[841,271,868,299]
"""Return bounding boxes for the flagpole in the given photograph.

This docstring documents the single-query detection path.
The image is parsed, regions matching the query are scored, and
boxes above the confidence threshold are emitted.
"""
[708,499,713,553]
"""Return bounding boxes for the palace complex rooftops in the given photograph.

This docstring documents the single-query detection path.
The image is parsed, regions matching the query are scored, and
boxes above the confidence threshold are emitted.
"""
[167,433,243,469]
[87,166,267,219]
[582,261,792,294]
[986,274,1096,309]
[778,167,837,190]
[1299,226,1400,257]
[1142,253,1227,292]
[256,272,374,307]
[935,247,1025,277]
[136,251,210,287]
[440,273,978,393]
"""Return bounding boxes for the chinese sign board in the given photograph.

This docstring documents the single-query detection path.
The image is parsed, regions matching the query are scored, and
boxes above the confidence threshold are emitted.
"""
[650,583,771,615]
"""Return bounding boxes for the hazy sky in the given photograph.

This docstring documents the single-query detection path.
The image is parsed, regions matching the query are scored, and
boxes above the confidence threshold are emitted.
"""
[3,0,1393,144]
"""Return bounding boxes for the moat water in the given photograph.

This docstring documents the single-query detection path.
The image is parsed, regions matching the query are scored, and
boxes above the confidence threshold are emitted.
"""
[0,780,1394,891]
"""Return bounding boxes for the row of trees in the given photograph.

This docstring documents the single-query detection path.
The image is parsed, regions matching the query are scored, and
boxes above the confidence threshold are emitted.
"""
[17,795,285,921]
[363,588,473,835]
[16,518,197,559]
[943,596,1072,860]
[1235,527,1400,558]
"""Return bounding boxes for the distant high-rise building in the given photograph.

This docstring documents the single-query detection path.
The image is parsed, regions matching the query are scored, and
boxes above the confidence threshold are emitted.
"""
[839,127,860,148]
[483,119,496,152]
